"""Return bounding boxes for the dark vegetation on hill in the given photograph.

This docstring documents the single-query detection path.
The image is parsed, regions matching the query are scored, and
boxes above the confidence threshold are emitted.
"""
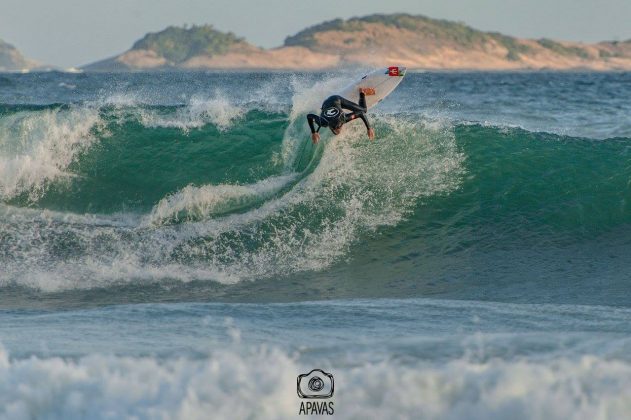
[131,25,247,63]
[284,13,602,61]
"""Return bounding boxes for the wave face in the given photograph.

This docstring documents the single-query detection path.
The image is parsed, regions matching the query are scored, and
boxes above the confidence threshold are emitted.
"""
[1,72,631,304]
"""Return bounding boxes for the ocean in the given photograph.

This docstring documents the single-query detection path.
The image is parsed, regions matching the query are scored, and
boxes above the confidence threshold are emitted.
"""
[1,70,631,419]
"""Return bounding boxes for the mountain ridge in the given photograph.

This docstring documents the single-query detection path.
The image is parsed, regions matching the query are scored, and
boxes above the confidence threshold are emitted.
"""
[0,39,41,72]
[73,14,631,71]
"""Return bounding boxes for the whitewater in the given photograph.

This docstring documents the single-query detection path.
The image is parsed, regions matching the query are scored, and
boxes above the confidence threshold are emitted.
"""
[1,71,631,419]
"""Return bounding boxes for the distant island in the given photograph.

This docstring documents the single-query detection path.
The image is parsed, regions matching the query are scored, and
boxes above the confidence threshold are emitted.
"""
[83,14,631,71]
[0,39,40,72]
[6,14,631,72]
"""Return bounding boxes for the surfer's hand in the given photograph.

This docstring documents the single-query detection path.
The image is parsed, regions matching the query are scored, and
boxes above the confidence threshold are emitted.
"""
[311,132,320,144]
[367,128,375,140]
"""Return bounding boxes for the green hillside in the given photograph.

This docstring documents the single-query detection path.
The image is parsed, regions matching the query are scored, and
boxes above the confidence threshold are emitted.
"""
[131,25,247,63]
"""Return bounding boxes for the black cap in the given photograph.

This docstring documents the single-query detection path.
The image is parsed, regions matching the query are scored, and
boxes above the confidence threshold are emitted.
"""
[320,107,344,129]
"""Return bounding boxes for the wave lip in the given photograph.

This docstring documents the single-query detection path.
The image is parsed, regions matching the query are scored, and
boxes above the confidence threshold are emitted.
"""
[139,95,247,132]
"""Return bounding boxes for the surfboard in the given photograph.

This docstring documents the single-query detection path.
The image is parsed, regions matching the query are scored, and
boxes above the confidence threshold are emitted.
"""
[336,66,406,110]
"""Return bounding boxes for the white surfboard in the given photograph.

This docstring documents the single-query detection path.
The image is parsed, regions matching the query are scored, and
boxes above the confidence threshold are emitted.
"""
[336,66,406,110]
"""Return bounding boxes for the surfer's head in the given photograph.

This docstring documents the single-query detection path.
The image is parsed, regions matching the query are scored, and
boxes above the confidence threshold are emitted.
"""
[327,117,344,134]
[320,107,344,135]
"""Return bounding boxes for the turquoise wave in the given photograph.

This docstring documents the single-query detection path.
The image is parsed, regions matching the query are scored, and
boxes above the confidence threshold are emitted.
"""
[4,105,629,229]
[1,103,630,297]
[437,124,631,240]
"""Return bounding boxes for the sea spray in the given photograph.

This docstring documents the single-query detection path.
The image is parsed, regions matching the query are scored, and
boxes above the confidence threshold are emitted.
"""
[0,106,103,201]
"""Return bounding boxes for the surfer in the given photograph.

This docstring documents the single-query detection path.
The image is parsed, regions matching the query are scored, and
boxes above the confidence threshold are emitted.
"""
[307,89,375,144]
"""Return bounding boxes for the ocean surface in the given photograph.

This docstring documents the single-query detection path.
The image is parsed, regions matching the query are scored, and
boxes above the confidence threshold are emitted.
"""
[1,70,631,419]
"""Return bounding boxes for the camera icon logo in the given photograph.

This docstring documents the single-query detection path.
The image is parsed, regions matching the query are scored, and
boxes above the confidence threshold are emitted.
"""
[297,369,334,399]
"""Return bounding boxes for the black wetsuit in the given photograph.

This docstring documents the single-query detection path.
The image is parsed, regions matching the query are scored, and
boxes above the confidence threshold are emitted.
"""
[307,92,371,134]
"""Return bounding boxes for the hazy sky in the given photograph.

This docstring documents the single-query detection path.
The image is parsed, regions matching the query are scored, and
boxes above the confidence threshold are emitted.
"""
[1,0,630,68]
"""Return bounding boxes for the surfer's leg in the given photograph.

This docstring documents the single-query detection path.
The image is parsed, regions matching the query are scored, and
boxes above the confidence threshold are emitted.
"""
[358,91,367,111]
[340,96,366,114]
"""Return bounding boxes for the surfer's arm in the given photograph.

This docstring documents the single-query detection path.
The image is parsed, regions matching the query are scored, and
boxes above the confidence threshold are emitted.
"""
[345,111,371,130]
[346,112,374,140]
[307,113,323,134]
[307,113,323,144]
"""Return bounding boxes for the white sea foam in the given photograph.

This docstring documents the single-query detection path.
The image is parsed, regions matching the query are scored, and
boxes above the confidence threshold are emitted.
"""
[0,344,629,420]
[0,107,102,200]
[139,93,246,131]
[0,203,141,228]
[98,92,142,108]
[145,174,297,226]
[189,95,245,131]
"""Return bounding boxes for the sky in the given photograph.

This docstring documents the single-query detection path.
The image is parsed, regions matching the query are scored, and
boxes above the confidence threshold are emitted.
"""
[1,0,631,68]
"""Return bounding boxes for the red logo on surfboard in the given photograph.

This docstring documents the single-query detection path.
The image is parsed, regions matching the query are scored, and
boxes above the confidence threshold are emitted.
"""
[388,67,400,77]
